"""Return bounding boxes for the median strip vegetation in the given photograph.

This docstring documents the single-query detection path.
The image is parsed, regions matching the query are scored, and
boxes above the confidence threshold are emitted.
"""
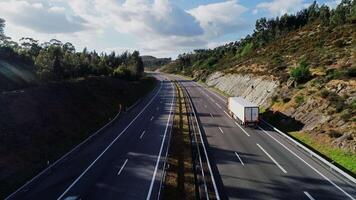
[163,81,196,200]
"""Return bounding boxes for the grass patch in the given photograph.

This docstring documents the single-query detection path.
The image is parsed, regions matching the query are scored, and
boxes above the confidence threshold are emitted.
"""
[290,131,356,174]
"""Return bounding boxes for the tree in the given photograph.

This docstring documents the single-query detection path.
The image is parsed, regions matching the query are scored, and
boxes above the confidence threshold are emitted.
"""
[319,5,331,25]
[0,18,4,38]
[290,59,312,84]
[128,51,144,78]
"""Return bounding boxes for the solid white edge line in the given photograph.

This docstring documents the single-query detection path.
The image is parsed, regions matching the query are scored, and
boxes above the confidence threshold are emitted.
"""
[187,94,210,198]
[189,89,221,200]
[56,81,164,200]
[210,113,214,118]
[150,116,154,121]
[4,85,162,200]
[188,75,355,199]
[146,81,175,200]
[304,191,316,200]
[117,159,128,176]
[223,110,232,119]
[235,152,245,166]
[257,126,355,200]
[234,122,250,137]
[215,102,222,109]
[139,130,146,140]
[218,126,224,134]
[257,143,287,174]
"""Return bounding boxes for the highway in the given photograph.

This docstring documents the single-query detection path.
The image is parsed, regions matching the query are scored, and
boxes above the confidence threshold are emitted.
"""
[171,75,356,200]
[6,73,175,200]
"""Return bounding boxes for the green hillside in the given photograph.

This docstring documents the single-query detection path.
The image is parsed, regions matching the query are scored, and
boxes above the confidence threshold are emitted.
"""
[162,1,356,174]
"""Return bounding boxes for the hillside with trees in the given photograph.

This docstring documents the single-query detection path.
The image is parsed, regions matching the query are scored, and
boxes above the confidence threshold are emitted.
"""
[162,0,356,173]
[0,19,155,197]
[0,18,144,92]
[141,55,171,70]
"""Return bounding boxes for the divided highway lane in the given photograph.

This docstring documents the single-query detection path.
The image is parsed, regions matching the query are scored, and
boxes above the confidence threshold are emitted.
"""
[171,75,356,200]
[7,73,175,200]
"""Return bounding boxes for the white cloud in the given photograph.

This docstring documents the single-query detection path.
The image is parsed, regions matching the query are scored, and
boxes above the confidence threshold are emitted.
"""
[1,0,250,57]
[256,0,304,16]
[325,0,341,8]
[188,0,248,38]
[0,0,89,34]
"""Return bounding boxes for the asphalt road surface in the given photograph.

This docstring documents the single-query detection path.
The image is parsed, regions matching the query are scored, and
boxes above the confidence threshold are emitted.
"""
[6,73,175,200]
[170,75,356,200]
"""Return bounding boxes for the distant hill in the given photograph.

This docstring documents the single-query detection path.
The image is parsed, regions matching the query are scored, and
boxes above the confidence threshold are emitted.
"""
[141,55,171,69]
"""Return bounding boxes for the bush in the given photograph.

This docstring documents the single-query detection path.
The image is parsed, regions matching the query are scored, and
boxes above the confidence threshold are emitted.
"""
[283,97,291,103]
[340,109,352,121]
[347,67,356,77]
[327,130,342,138]
[295,95,304,106]
[113,66,132,80]
[320,89,330,98]
[327,92,345,112]
[290,60,312,84]
[325,69,347,81]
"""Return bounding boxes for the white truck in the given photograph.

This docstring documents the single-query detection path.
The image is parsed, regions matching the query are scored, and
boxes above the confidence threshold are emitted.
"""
[227,97,259,126]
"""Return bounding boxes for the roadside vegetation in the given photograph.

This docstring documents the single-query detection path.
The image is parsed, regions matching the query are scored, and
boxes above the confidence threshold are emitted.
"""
[163,82,196,200]
[0,18,156,198]
[162,1,356,174]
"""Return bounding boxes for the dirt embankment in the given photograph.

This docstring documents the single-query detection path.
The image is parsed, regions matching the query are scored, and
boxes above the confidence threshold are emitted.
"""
[0,76,156,197]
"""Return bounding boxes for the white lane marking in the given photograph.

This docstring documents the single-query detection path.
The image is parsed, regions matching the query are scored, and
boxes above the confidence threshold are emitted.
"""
[218,126,224,134]
[234,122,250,137]
[205,105,207,108]
[257,143,287,174]
[117,159,128,176]
[215,102,222,109]
[57,81,164,200]
[150,116,154,121]
[235,152,245,166]
[210,113,214,119]
[146,82,175,200]
[156,107,159,111]
[139,130,146,140]
[223,110,232,119]
[304,191,316,200]
[257,126,355,200]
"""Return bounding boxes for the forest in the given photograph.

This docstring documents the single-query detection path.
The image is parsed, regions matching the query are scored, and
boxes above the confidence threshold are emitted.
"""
[0,18,144,85]
[168,0,356,77]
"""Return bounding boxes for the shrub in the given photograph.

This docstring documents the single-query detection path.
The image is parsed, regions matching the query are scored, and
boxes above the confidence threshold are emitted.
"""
[320,89,330,98]
[327,92,345,112]
[340,109,352,121]
[327,130,342,138]
[290,60,312,84]
[325,69,347,81]
[347,67,356,77]
[113,66,132,80]
[295,95,304,106]
[283,97,291,103]
[271,95,279,103]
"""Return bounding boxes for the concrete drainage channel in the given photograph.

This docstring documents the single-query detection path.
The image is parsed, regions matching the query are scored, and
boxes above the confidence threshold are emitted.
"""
[161,81,219,200]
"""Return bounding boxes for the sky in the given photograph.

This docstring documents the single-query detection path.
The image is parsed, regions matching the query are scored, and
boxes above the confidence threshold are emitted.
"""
[0,0,341,58]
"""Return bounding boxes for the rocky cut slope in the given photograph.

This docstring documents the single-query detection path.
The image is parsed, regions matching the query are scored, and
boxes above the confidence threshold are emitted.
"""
[162,1,356,173]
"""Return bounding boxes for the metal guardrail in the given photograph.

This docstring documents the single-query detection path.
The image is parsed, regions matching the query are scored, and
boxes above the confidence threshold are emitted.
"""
[261,119,356,185]
[181,83,220,200]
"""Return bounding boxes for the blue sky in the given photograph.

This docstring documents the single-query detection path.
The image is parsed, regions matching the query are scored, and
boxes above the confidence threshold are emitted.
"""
[0,0,340,58]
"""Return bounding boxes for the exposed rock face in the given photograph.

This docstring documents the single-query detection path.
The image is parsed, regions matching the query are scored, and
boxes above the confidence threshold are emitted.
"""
[205,72,279,107]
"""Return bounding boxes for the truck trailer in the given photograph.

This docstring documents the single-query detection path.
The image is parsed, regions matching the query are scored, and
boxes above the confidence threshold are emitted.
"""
[227,97,259,126]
